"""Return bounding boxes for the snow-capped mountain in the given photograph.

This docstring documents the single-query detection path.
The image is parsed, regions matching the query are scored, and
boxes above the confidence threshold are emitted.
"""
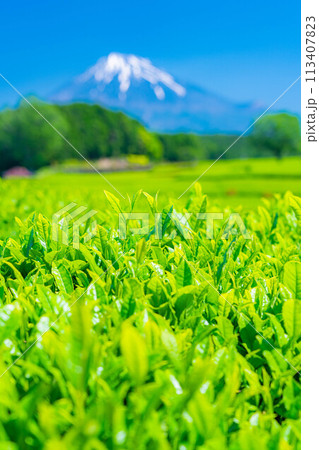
[79,53,186,100]
[51,53,262,134]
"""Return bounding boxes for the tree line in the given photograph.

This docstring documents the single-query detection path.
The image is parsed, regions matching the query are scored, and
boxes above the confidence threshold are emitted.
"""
[0,100,300,172]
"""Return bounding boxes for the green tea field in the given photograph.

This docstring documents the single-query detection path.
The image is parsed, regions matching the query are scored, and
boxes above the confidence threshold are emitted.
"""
[1,157,300,238]
[0,156,301,449]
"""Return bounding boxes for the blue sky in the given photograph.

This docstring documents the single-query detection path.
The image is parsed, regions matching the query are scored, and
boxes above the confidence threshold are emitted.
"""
[0,0,300,112]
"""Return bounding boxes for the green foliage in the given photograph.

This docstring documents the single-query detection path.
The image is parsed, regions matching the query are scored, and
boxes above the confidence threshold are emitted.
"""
[251,114,301,159]
[0,101,163,171]
[0,102,300,172]
[60,103,163,161]
[0,157,301,241]
[0,100,71,170]
[0,185,300,449]
[158,133,203,161]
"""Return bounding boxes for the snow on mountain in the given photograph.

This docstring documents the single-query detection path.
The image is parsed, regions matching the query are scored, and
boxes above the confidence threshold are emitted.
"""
[51,53,262,134]
[78,53,186,100]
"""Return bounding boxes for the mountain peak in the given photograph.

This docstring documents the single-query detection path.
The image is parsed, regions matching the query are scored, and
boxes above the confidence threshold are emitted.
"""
[51,53,262,133]
[78,52,186,100]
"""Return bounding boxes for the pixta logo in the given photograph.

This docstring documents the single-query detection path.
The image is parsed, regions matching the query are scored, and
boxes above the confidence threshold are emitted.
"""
[118,211,251,240]
[52,203,98,248]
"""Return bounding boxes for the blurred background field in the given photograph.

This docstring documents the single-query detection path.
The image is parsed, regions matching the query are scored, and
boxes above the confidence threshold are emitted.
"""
[0,101,301,242]
[0,156,300,238]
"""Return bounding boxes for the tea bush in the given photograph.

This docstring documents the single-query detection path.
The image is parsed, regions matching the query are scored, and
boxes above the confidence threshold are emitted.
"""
[0,185,301,449]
